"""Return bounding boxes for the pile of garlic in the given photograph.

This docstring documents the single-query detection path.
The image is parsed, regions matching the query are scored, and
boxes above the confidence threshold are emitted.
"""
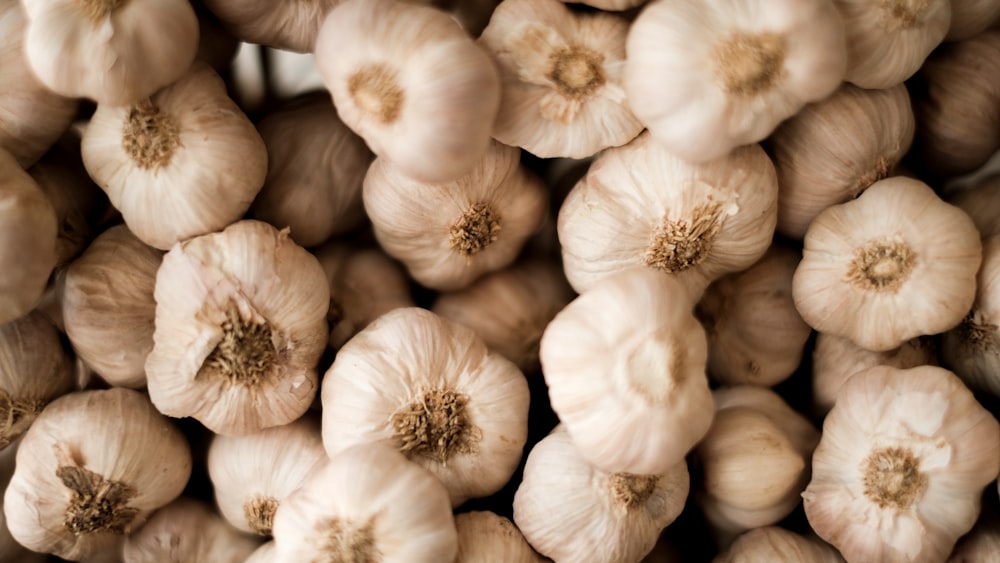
[3,0,1000,561]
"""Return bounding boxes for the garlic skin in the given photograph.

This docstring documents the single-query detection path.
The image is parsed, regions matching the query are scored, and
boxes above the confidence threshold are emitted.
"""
[364,141,548,291]
[81,61,268,251]
[712,526,844,563]
[3,388,192,561]
[202,0,340,52]
[455,511,543,563]
[322,307,529,508]
[943,235,1000,396]
[122,497,261,563]
[947,0,1000,40]
[315,0,501,184]
[21,0,198,106]
[207,415,326,537]
[771,83,915,240]
[146,220,330,436]
[558,132,778,297]
[272,443,458,563]
[478,0,643,159]
[793,177,981,352]
[803,365,1000,563]
[513,426,689,563]
[624,0,846,163]
[948,174,1000,238]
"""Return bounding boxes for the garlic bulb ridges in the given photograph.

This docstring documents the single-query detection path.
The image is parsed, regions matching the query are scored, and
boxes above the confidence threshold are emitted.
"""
[348,64,404,125]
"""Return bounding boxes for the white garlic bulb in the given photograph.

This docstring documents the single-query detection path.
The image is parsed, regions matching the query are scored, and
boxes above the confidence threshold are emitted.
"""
[122,497,261,563]
[713,526,844,563]
[202,0,341,52]
[943,235,1000,396]
[455,511,543,563]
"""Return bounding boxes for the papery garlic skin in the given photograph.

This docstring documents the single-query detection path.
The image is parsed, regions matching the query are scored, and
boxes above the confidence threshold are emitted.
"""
[322,307,529,507]
[625,0,846,163]
[122,497,261,563]
[713,526,844,563]
[272,443,458,563]
[202,0,340,52]
[803,365,1000,563]
[146,220,329,436]
[947,0,1000,40]
[456,511,543,563]
[943,235,1000,396]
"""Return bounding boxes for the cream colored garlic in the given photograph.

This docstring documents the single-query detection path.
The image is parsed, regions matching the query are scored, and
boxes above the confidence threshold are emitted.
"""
[948,174,1000,238]
[948,0,1000,40]
[771,83,915,240]
[322,307,529,507]
[943,235,1000,396]
[202,0,340,52]
[272,442,458,562]
[558,132,778,297]
[513,426,689,563]
[207,415,326,537]
[803,365,1000,563]
[478,0,642,159]
[364,140,548,291]
[63,225,162,389]
[3,388,192,561]
[948,521,1000,561]
[455,511,543,563]
[81,61,267,251]
[123,497,261,563]
[541,267,712,475]
[624,0,846,163]
[249,91,373,248]
[712,526,844,563]
[793,176,981,352]
[146,220,329,436]
[315,0,500,183]
[21,0,198,106]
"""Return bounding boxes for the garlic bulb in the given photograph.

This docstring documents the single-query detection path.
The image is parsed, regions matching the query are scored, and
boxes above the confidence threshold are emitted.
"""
[207,415,326,536]
[948,174,1000,238]
[322,307,529,507]
[541,267,712,475]
[513,426,689,563]
[624,0,846,163]
[364,140,548,291]
[20,0,198,106]
[315,0,500,183]
[947,0,1000,40]
[63,225,162,389]
[713,526,844,563]
[146,220,329,435]
[249,91,374,248]
[478,0,642,159]
[803,365,1000,563]
[455,511,543,563]
[81,61,268,251]
[770,83,915,240]
[558,132,778,297]
[793,176,981,352]
[3,388,192,561]
[271,442,458,562]
[943,235,1000,396]
[697,244,811,387]
[0,311,74,450]
[122,497,261,563]
[433,260,575,374]
[202,0,340,52]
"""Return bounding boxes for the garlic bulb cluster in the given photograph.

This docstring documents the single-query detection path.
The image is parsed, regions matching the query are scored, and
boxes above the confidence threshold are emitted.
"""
[803,365,1000,562]
[625,0,846,163]
[146,220,329,436]
[713,526,844,563]
[948,174,1000,238]
[122,497,261,563]
[202,0,340,52]
[455,511,543,563]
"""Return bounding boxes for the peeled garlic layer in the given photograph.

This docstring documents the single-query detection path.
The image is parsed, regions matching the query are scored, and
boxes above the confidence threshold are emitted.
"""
[122,497,261,563]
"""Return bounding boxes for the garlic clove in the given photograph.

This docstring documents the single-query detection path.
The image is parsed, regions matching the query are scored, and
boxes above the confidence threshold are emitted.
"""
[201,0,341,53]
[455,511,543,562]
[712,526,845,563]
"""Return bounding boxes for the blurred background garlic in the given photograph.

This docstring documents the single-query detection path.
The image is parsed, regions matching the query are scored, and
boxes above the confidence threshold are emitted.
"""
[364,140,548,291]
[562,0,646,10]
[455,511,543,563]
[625,0,846,163]
[947,0,1000,41]
[82,61,267,251]
[202,0,340,52]
[3,388,192,561]
[948,173,1000,238]
[146,220,329,435]
[322,308,529,508]
[712,526,844,563]
[315,0,500,183]
[122,497,261,563]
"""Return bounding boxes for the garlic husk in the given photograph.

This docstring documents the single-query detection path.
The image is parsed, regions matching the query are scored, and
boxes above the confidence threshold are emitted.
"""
[541,267,712,475]
[624,0,846,163]
[558,132,778,297]
[770,83,915,240]
[21,0,199,106]
[3,388,192,561]
[433,260,575,374]
[364,140,548,291]
[478,0,643,159]
[697,244,811,387]
[513,425,689,563]
[271,442,458,562]
[122,497,261,563]
[712,526,844,563]
[249,91,373,248]
[81,61,268,251]
[245,541,276,563]
[207,415,326,536]
[947,0,1000,40]
[63,225,162,389]
[803,365,1000,563]
[948,173,1000,238]
[455,511,543,563]
[145,220,329,436]
[792,176,981,352]
[322,307,529,507]
[202,0,340,52]
[315,0,500,183]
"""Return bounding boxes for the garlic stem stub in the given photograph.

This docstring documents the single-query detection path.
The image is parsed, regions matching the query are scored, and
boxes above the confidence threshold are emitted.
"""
[202,0,341,53]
